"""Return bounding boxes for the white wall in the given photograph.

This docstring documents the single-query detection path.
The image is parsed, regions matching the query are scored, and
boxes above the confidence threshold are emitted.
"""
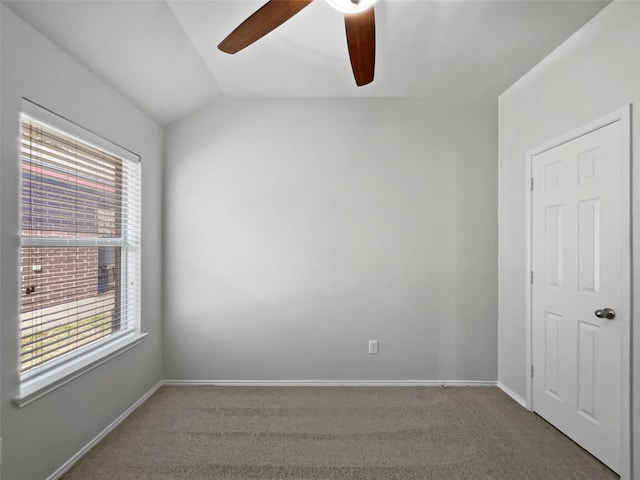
[164,98,498,382]
[498,0,640,472]
[0,6,164,479]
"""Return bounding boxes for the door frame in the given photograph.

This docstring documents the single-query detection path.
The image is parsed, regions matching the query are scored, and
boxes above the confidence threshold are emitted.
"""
[524,105,632,479]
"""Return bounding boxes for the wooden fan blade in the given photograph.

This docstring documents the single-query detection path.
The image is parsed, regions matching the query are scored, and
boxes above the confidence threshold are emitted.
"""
[344,8,375,86]
[218,0,313,54]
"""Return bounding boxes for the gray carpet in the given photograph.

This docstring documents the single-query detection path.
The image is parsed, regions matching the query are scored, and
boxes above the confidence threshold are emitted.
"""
[62,386,617,480]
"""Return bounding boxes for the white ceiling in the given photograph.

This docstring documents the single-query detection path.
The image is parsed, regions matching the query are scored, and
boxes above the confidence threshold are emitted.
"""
[3,0,609,125]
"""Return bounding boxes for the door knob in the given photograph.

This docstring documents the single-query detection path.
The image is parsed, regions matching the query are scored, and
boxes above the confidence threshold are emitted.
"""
[595,308,616,320]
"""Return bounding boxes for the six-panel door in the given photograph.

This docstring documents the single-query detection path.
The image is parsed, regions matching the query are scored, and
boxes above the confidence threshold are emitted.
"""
[531,121,623,473]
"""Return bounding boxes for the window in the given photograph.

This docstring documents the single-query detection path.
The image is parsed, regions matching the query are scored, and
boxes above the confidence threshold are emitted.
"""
[18,101,142,393]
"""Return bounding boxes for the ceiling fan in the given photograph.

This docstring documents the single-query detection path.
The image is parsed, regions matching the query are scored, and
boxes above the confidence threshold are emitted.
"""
[217,0,378,86]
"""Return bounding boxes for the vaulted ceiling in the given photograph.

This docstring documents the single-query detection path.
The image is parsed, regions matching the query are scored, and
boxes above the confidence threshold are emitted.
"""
[3,0,610,125]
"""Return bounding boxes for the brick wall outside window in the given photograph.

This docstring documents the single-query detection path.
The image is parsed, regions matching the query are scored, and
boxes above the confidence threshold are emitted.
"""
[20,246,103,314]
[20,169,119,314]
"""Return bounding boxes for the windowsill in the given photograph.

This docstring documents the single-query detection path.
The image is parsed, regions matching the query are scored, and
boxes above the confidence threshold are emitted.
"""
[13,332,147,408]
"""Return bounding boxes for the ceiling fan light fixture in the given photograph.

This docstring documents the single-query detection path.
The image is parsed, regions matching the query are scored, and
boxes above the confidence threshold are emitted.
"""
[218,0,377,86]
[325,0,378,14]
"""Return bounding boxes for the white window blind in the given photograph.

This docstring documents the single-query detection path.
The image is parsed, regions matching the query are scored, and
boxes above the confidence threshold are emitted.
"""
[19,109,141,378]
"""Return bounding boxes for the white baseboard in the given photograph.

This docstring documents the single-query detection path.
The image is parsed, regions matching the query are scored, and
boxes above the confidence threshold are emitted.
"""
[497,381,528,409]
[46,381,163,480]
[162,380,498,387]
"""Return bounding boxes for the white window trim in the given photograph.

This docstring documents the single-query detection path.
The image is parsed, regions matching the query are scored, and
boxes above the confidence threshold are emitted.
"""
[13,333,147,408]
[14,98,144,407]
[20,238,132,247]
[20,98,139,163]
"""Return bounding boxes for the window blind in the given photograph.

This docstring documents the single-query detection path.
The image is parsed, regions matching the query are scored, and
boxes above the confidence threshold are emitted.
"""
[19,113,141,377]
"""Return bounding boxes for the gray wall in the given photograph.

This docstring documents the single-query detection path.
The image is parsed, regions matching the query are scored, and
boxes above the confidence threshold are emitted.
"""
[163,98,498,382]
[0,6,164,479]
[497,0,640,473]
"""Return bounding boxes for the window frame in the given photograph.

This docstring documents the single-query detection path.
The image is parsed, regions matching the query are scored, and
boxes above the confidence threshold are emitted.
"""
[14,99,146,408]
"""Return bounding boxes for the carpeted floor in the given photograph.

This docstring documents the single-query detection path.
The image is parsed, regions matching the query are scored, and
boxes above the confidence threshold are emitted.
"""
[61,386,617,480]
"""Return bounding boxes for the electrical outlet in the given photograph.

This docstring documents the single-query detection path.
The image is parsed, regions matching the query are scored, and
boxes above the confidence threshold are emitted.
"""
[368,340,378,355]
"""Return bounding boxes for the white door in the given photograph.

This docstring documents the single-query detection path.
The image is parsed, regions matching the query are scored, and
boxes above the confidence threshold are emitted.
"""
[531,120,626,473]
